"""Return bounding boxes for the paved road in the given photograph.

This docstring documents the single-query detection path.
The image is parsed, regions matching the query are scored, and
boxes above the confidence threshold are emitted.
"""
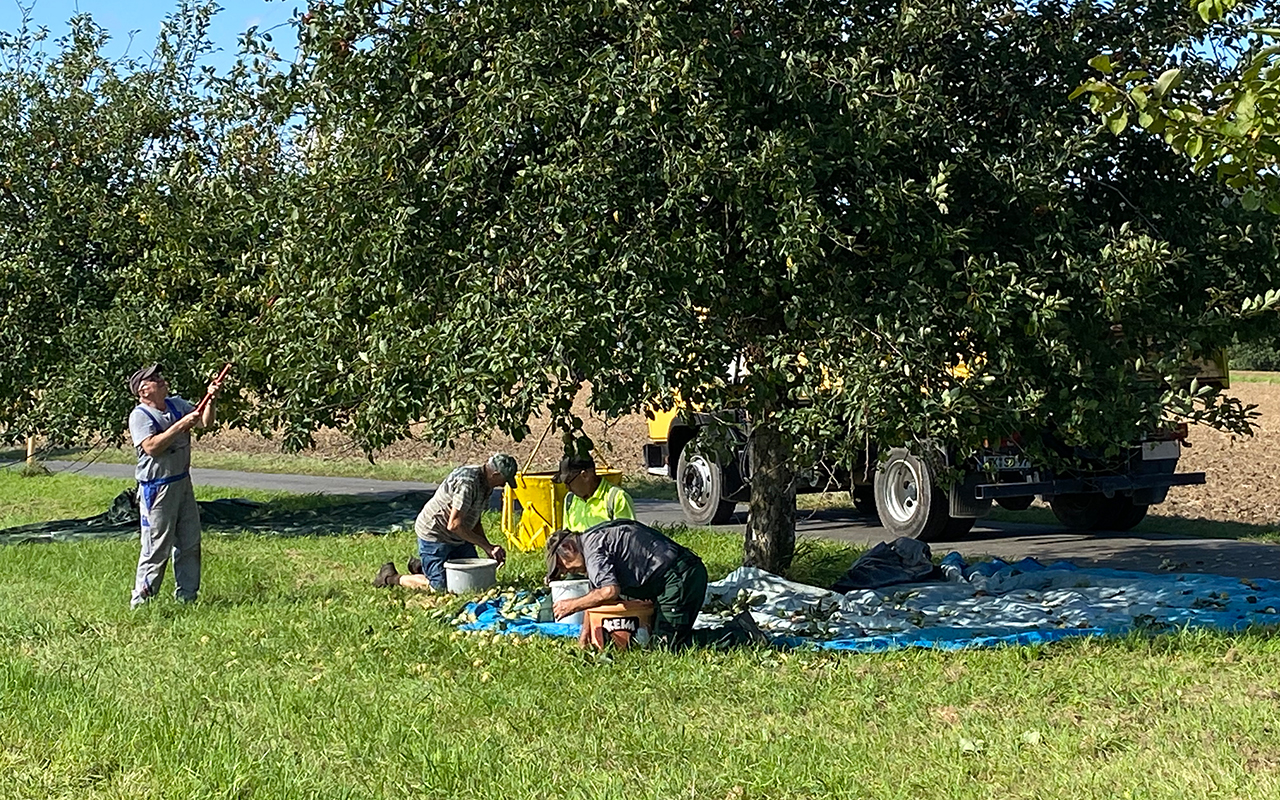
[41,460,435,496]
[40,461,1280,581]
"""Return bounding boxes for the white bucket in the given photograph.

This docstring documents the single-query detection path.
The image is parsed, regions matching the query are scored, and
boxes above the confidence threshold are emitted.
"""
[549,579,592,626]
[444,558,498,593]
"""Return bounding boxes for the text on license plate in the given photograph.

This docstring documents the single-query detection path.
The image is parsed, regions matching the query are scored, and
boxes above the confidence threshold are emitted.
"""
[983,455,1031,470]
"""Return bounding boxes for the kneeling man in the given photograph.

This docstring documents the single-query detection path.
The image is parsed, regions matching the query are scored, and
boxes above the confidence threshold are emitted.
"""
[545,519,708,649]
[374,453,516,590]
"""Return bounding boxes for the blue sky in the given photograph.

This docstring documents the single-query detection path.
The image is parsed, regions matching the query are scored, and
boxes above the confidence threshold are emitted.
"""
[0,0,300,72]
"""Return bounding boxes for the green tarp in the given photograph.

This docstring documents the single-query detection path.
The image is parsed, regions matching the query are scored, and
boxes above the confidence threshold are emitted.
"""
[0,490,431,545]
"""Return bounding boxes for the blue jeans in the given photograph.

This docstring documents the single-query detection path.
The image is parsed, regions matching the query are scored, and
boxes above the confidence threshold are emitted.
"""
[417,539,478,590]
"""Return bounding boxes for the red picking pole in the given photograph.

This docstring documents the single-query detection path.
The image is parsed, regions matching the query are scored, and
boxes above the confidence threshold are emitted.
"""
[194,362,233,416]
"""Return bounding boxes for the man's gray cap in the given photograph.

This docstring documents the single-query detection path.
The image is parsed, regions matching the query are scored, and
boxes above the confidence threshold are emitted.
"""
[488,453,519,488]
[545,528,578,584]
[128,363,163,396]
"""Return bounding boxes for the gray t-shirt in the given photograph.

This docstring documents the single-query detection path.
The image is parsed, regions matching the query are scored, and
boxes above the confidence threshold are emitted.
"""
[581,519,682,591]
[415,465,491,544]
[128,396,195,483]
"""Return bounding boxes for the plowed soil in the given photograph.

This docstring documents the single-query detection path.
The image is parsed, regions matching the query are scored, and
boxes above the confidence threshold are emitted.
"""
[207,382,1280,527]
[205,387,654,476]
[1155,381,1280,527]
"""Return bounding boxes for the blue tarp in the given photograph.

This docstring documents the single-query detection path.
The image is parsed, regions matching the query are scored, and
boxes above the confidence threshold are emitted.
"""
[456,553,1280,651]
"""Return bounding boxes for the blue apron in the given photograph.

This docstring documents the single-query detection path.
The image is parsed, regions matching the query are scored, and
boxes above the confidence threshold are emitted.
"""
[135,398,190,509]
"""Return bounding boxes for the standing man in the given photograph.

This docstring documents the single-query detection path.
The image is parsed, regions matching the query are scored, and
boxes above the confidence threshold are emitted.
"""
[545,519,708,649]
[128,363,221,608]
[374,454,517,591]
[554,454,635,532]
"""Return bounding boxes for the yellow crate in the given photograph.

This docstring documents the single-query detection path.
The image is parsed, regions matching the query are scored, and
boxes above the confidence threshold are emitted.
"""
[501,469,624,552]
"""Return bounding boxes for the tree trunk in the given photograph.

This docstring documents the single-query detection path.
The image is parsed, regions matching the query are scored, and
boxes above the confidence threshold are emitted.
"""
[742,415,795,574]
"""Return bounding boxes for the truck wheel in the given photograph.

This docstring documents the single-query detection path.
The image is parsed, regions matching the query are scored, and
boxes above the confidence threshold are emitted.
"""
[1096,496,1149,531]
[874,448,951,541]
[1049,494,1104,530]
[676,448,737,526]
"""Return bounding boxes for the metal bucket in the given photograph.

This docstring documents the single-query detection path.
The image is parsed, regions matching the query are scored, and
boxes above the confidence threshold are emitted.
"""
[444,558,498,593]
[549,578,592,626]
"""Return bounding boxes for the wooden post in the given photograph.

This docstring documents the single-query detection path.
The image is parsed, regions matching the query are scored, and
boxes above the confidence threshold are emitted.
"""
[26,435,36,466]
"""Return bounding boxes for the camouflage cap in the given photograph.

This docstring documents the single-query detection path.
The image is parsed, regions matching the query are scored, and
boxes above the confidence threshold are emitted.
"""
[487,453,518,488]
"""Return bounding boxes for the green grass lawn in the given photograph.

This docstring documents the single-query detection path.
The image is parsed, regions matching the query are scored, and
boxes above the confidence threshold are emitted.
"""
[2,475,1279,798]
[1229,370,1280,384]
[2,444,458,484]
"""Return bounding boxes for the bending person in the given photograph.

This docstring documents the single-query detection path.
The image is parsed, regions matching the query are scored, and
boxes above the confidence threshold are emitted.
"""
[545,519,707,649]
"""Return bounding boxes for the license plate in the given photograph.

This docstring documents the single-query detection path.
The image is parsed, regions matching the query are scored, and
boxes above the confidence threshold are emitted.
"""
[983,455,1031,470]
[1141,440,1180,461]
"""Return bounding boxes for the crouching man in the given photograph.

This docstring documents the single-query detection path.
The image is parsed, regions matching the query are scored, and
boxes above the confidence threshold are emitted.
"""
[374,453,517,590]
[545,519,708,649]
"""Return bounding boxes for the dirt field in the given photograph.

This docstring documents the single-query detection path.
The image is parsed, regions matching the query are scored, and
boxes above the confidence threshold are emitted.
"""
[206,387,655,476]
[206,383,1280,527]
[1156,381,1280,526]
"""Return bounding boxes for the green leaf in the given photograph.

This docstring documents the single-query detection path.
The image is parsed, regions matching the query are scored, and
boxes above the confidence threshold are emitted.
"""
[1088,54,1114,75]
[1153,68,1182,99]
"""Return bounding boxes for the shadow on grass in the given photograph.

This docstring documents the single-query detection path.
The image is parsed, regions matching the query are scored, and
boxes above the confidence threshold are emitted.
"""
[0,491,431,544]
[789,492,1280,545]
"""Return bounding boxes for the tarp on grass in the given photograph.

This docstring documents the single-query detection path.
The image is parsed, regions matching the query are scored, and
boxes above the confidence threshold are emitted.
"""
[0,489,431,545]
[456,552,1280,651]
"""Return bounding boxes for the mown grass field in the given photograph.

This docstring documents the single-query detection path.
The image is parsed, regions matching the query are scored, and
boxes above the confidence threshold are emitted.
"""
[0,446,457,485]
[1232,371,1280,385]
[2,472,1279,798]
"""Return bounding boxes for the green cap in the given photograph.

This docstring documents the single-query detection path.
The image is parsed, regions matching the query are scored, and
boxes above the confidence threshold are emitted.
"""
[488,453,518,488]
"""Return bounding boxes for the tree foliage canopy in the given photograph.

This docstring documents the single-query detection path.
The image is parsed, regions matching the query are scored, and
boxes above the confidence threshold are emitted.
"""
[1079,0,1280,212]
[247,0,1278,459]
[0,2,287,443]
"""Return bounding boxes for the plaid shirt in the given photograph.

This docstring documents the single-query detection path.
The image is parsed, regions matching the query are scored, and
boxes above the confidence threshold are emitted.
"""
[414,465,490,544]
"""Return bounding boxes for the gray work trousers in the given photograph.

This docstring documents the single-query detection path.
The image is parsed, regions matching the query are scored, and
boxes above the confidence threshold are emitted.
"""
[132,476,202,607]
